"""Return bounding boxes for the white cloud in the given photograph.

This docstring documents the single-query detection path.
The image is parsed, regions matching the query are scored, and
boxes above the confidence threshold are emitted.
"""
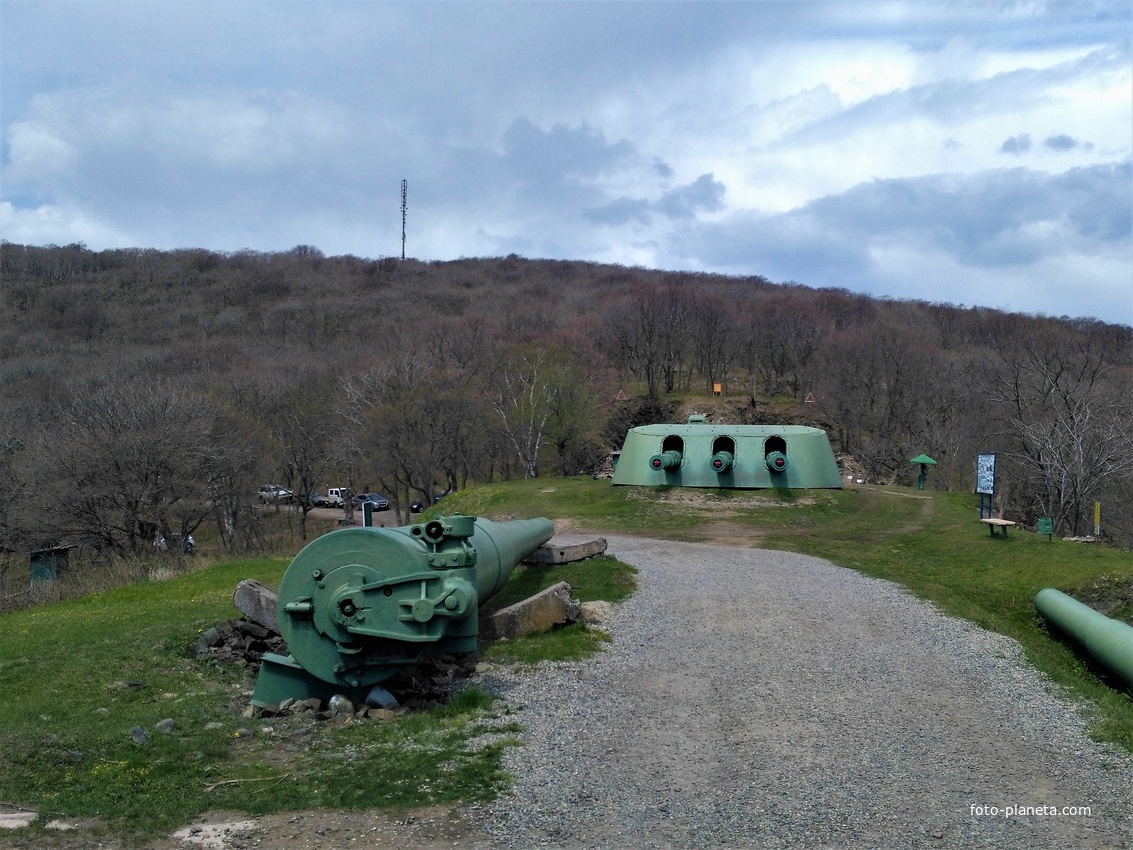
[0,200,129,247]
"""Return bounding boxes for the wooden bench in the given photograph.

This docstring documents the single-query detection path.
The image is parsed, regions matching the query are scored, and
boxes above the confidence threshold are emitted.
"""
[980,517,1016,538]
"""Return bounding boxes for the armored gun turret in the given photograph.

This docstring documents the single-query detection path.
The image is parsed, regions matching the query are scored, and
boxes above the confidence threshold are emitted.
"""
[612,417,842,489]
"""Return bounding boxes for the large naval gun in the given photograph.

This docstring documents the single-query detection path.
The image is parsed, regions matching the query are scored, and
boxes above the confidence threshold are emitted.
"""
[612,415,843,489]
[252,514,554,706]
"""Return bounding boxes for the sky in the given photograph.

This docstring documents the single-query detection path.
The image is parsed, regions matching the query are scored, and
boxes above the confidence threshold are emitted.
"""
[2,1,1131,326]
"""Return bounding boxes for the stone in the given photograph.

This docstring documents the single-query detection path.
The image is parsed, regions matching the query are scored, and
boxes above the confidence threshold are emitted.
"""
[483,581,581,641]
[155,718,175,734]
[0,812,38,829]
[524,538,608,565]
[365,684,400,710]
[328,695,355,717]
[580,600,615,625]
[232,579,280,633]
[129,726,149,746]
[202,628,224,648]
[235,619,270,639]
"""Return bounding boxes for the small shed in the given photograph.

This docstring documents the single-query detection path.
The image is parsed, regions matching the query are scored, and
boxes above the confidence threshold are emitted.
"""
[30,546,73,584]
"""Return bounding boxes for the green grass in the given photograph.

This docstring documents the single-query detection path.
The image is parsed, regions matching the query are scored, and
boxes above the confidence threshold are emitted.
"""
[485,555,638,611]
[481,621,614,665]
[3,476,1131,839]
[477,553,636,666]
[0,557,522,838]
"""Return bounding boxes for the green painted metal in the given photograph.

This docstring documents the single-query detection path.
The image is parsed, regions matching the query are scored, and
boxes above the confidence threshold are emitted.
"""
[710,450,735,473]
[613,419,842,489]
[765,450,789,473]
[1035,588,1133,690]
[650,450,683,471]
[253,652,369,707]
[252,515,553,705]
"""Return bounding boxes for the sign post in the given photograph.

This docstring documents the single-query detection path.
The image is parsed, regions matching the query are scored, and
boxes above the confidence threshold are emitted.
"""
[976,453,996,519]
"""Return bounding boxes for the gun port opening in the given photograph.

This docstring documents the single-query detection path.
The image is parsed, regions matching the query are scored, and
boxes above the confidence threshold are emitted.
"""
[764,436,789,472]
[711,436,736,472]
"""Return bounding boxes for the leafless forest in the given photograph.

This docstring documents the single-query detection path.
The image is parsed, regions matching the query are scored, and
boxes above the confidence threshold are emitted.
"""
[1,241,1130,565]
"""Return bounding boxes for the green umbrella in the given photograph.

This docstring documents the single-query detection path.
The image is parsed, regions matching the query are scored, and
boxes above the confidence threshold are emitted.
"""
[910,454,936,490]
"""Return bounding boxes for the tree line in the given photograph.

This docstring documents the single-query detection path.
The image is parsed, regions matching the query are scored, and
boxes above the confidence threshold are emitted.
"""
[1,241,1130,568]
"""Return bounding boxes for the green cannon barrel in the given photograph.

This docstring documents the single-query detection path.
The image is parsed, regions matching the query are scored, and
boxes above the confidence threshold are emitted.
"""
[711,450,735,473]
[650,450,683,471]
[765,450,789,473]
[1035,588,1133,690]
[253,515,553,706]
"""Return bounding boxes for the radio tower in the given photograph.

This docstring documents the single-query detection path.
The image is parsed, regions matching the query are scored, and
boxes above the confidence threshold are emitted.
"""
[400,179,408,260]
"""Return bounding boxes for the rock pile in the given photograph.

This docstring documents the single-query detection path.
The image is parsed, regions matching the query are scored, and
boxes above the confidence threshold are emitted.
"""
[195,618,285,672]
[196,617,481,719]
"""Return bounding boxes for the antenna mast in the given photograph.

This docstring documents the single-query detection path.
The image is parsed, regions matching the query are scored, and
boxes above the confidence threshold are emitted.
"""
[400,179,408,260]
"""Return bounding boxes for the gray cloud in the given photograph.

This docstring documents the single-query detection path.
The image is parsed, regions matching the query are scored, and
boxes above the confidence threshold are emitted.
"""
[1000,134,1033,155]
[584,197,653,227]
[657,174,726,220]
[674,160,1131,288]
[499,119,635,183]
[1045,134,1082,152]
[584,174,726,226]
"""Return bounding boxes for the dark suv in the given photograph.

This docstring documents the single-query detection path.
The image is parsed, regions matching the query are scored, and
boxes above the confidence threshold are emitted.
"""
[352,493,390,511]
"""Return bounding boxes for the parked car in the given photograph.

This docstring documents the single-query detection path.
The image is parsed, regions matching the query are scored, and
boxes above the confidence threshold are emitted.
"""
[352,493,390,511]
[257,484,293,504]
[410,488,454,513]
[321,488,350,508]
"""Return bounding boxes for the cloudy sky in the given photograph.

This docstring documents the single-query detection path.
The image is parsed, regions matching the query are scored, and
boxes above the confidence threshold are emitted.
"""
[2,1,1130,325]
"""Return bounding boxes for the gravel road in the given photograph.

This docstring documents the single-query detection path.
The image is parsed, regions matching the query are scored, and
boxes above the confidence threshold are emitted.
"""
[467,535,1133,849]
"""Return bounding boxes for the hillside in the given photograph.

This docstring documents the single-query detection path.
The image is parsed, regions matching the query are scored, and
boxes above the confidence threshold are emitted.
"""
[1,242,1131,568]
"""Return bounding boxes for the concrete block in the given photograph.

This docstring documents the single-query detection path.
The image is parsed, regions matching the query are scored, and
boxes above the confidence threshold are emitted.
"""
[524,538,608,565]
[233,579,280,633]
[483,581,581,641]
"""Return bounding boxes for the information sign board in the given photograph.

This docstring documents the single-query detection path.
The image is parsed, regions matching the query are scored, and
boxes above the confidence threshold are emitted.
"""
[976,453,996,495]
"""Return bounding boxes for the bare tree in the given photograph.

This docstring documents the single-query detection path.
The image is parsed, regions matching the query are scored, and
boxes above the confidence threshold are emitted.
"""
[342,363,484,522]
[18,375,251,557]
[601,286,705,398]
[988,324,1133,534]
[490,346,558,479]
